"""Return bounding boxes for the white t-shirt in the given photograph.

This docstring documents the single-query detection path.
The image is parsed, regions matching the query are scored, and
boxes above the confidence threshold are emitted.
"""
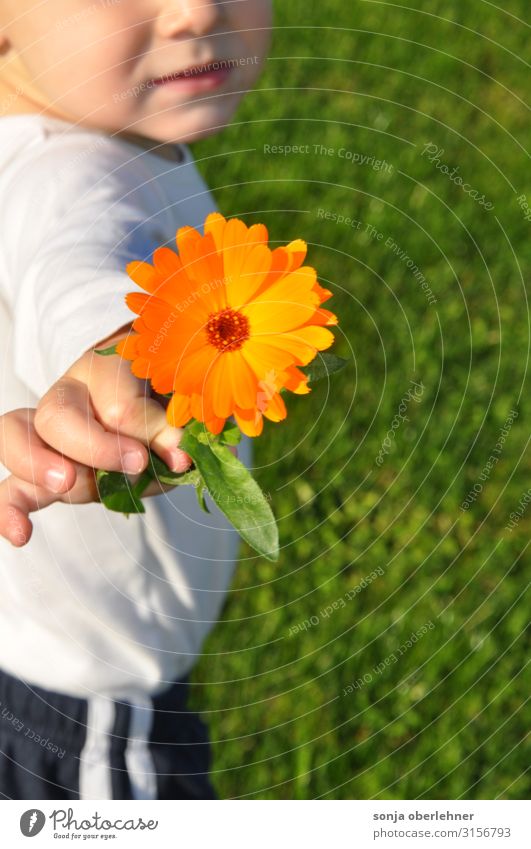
[0,114,250,700]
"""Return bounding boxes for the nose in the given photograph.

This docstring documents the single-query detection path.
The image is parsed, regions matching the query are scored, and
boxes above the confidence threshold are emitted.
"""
[155,0,224,38]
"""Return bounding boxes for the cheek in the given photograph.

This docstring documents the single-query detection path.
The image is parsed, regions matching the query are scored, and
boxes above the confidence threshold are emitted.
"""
[236,2,273,86]
[236,0,273,55]
[23,14,140,110]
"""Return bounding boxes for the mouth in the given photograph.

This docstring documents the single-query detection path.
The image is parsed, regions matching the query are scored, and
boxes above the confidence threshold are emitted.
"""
[148,60,234,87]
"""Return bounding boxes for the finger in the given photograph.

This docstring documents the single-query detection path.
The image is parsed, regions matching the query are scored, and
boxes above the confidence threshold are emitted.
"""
[34,378,149,475]
[100,391,192,474]
[1,503,32,547]
[69,344,191,473]
[0,476,53,547]
[61,464,180,504]
[0,461,203,550]
[0,465,99,547]
[117,473,181,499]
[0,409,76,494]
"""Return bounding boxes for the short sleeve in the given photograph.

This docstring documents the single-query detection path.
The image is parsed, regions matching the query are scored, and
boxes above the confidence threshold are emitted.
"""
[1,132,170,398]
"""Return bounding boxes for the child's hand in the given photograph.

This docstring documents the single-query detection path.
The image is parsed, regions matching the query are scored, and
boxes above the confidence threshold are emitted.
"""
[33,324,191,478]
[0,324,191,547]
[0,406,88,546]
[0,406,182,548]
[0,406,75,545]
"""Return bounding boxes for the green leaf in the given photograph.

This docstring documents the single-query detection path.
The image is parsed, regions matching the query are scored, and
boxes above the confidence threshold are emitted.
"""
[95,423,278,562]
[195,484,210,514]
[219,422,242,446]
[196,430,212,445]
[96,450,202,515]
[180,427,279,562]
[96,469,146,514]
[147,451,201,487]
[94,344,118,356]
[301,352,348,384]
[185,419,211,441]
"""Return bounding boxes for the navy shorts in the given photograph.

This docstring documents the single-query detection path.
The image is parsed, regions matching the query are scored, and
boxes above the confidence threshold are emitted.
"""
[0,665,217,800]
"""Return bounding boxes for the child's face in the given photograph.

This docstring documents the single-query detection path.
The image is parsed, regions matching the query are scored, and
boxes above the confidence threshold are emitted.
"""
[0,0,272,143]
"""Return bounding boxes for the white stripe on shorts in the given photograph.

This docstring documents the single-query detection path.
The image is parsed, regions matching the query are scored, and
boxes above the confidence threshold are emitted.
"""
[123,692,157,800]
[78,696,115,800]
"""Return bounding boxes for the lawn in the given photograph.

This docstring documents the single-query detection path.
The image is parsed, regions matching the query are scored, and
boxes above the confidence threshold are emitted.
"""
[189,0,530,799]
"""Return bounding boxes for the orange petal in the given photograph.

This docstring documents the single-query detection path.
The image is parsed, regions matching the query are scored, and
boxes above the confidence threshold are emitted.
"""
[125,291,151,315]
[243,265,320,331]
[126,260,157,292]
[115,334,139,361]
[130,357,152,379]
[176,224,213,280]
[253,246,291,297]
[150,262,213,316]
[152,246,182,277]
[243,299,318,334]
[247,222,269,245]
[218,218,271,305]
[204,211,228,254]
[313,282,333,303]
[302,307,338,327]
[136,297,177,332]
[175,227,227,311]
[134,311,206,362]
[242,339,297,377]
[221,217,251,284]
[197,231,232,312]
[204,416,226,435]
[166,393,192,428]
[175,224,202,262]
[252,327,334,362]
[132,315,149,333]
[190,389,216,424]
[150,360,178,395]
[284,366,311,394]
[206,355,234,419]
[263,392,287,422]
[234,407,264,437]
[225,243,273,309]
[210,351,259,417]
[287,325,336,350]
[172,343,218,395]
[284,239,307,272]
[251,264,318,303]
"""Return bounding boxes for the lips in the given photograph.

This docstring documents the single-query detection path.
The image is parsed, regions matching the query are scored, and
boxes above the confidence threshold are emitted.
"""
[149,61,231,86]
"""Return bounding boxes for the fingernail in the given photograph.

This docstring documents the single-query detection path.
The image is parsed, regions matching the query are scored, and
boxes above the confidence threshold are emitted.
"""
[44,468,68,493]
[7,512,27,547]
[122,451,145,474]
[167,449,192,473]
[9,530,27,547]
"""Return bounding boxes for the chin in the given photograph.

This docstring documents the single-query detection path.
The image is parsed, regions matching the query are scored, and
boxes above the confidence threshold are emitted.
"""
[138,96,246,145]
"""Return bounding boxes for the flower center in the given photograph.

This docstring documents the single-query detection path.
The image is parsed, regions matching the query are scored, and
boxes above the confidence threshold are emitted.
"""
[206,307,250,352]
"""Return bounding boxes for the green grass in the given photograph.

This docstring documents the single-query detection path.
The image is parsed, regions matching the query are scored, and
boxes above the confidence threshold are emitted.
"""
[188,0,530,799]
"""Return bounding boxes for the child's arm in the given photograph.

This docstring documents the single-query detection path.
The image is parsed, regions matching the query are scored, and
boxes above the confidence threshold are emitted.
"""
[0,132,199,549]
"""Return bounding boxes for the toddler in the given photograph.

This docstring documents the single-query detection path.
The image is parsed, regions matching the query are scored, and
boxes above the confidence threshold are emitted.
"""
[0,0,272,799]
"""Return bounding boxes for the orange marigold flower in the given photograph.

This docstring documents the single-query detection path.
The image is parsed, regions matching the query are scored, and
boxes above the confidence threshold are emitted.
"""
[116,213,338,437]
